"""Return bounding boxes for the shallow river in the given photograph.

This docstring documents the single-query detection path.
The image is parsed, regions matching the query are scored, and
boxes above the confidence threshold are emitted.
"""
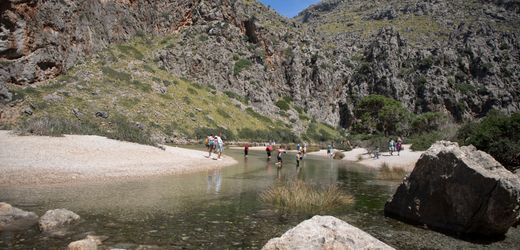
[1,148,519,249]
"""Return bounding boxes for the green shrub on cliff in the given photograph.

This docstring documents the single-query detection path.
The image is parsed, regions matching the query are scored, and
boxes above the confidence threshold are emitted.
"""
[457,111,520,171]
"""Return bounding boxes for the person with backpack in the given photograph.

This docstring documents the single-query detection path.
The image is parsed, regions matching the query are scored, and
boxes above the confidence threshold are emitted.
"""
[266,143,273,160]
[207,134,215,158]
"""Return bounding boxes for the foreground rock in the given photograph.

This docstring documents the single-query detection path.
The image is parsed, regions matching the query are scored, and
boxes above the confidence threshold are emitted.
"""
[262,215,394,250]
[39,209,81,236]
[67,237,98,250]
[385,141,520,236]
[0,202,39,231]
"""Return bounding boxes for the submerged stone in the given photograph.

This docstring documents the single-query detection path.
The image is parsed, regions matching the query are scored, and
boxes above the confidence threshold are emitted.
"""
[0,202,39,231]
[39,208,80,236]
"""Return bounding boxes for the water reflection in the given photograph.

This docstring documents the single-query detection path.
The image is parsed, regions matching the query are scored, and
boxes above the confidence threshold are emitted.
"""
[207,169,222,195]
[2,148,520,249]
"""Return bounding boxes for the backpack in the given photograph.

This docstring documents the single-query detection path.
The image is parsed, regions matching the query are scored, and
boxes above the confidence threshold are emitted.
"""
[204,137,209,146]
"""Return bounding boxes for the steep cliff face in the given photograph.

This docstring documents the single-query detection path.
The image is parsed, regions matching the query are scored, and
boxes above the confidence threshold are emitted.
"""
[0,0,194,92]
[295,0,520,123]
[1,0,519,131]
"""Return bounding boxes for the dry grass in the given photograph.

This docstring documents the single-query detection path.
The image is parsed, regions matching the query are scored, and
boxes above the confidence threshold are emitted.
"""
[377,163,407,180]
[259,180,353,215]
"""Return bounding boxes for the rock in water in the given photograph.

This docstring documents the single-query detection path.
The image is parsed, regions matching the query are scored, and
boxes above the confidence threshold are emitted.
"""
[385,141,520,236]
[67,238,98,250]
[39,209,80,235]
[0,202,39,231]
[262,215,394,250]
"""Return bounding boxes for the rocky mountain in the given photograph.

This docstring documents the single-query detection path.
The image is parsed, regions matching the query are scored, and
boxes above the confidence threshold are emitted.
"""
[1,0,519,138]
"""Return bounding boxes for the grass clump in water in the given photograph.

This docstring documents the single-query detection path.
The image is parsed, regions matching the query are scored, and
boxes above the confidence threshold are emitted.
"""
[260,180,353,215]
[377,163,408,180]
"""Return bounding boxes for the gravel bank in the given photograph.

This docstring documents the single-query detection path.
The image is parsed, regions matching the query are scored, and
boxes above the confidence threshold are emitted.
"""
[0,130,236,186]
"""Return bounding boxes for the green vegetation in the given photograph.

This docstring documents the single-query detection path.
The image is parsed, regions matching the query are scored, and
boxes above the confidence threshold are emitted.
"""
[233,58,252,76]
[353,95,410,136]
[8,36,311,145]
[275,99,290,111]
[457,111,520,171]
[260,180,354,215]
[224,91,249,104]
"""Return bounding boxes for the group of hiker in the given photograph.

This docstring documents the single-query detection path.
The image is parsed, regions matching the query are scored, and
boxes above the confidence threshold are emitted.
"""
[204,133,225,160]
[373,137,403,159]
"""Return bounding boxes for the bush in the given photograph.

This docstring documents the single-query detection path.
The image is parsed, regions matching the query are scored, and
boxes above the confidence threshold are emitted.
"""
[411,112,449,133]
[353,95,411,135]
[233,58,252,76]
[16,116,101,137]
[237,128,299,142]
[456,111,520,171]
[129,80,152,92]
[117,45,144,60]
[275,99,290,111]
[108,115,155,146]
[224,91,249,104]
[193,127,236,141]
[216,108,231,119]
[246,108,272,124]
[259,180,353,215]
[409,132,444,151]
[101,67,132,82]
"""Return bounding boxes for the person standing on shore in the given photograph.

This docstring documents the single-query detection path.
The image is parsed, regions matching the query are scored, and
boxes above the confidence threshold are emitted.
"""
[216,133,224,160]
[396,140,402,156]
[244,143,249,158]
[388,139,395,156]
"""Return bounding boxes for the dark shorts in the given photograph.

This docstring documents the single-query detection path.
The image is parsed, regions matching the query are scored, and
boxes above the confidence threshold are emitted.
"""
[267,151,271,156]
[277,156,282,161]
[244,149,249,155]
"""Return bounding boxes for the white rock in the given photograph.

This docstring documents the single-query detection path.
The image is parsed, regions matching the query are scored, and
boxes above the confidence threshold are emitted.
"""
[262,215,394,250]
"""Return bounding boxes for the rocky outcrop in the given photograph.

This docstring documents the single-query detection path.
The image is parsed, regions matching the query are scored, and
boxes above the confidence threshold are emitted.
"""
[39,208,80,235]
[0,202,39,231]
[262,215,394,250]
[385,141,520,236]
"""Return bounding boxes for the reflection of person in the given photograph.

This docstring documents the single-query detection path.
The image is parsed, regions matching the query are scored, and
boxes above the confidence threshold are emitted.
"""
[296,150,302,167]
[207,169,222,194]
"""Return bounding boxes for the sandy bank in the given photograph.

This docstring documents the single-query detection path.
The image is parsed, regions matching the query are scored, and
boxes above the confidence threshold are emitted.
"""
[308,145,423,171]
[0,130,237,186]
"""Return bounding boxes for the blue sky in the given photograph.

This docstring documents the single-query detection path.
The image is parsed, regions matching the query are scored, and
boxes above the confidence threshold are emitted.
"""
[259,0,321,18]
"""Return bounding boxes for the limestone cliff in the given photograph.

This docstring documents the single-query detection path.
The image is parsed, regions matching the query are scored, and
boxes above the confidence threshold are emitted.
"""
[1,0,519,130]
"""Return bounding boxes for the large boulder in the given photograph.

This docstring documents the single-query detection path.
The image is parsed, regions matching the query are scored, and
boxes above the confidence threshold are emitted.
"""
[0,202,39,231]
[385,141,520,236]
[262,215,394,250]
[39,208,80,235]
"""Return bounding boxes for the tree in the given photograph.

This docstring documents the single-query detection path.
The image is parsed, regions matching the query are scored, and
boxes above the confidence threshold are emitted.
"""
[353,95,411,136]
